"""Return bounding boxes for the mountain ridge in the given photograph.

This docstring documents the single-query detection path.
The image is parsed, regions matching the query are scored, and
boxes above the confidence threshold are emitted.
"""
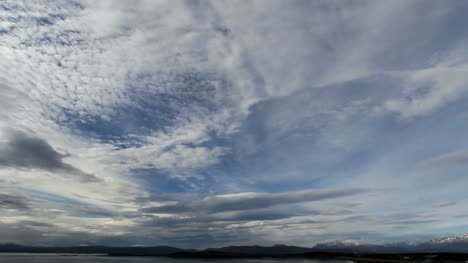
[3,234,468,255]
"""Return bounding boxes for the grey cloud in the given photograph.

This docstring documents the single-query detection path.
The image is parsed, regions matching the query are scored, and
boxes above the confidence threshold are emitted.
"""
[434,201,456,208]
[141,216,196,228]
[212,206,316,222]
[453,213,468,218]
[290,212,441,227]
[134,193,200,203]
[65,205,114,218]
[345,212,440,226]
[145,207,316,227]
[141,188,366,214]
[385,219,439,225]
[0,193,30,211]
[19,220,55,228]
[418,150,468,170]
[270,215,369,227]
[0,130,99,182]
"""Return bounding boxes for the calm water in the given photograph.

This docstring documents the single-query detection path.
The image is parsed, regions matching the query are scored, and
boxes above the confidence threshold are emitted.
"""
[0,254,353,263]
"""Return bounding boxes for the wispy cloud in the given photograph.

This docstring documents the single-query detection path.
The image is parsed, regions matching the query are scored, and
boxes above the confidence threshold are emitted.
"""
[141,188,366,214]
[418,150,468,169]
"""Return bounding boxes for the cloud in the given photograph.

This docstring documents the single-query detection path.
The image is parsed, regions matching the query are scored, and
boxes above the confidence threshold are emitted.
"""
[0,193,30,211]
[388,219,440,225]
[141,207,313,228]
[211,206,317,222]
[435,201,456,208]
[0,0,468,248]
[19,220,55,228]
[383,66,468,118]
[453,213,468,218]
[418,150,468,169]
[141,188,366,214]
[0,130,99,182]
[64,204,114,218]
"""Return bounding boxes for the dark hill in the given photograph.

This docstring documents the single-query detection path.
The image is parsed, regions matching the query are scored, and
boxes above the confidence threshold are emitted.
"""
[205,244,313,255]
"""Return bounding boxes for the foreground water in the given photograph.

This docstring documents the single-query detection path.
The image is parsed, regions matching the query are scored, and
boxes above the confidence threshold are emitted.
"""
[0,254,353,263]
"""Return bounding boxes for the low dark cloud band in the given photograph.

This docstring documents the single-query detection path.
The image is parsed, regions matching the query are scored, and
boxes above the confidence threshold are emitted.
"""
[0,130,98,182]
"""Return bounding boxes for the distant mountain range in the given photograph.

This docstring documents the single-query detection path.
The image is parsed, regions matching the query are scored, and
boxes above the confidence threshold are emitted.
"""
[2,234,468,255]
[312,235,468,253]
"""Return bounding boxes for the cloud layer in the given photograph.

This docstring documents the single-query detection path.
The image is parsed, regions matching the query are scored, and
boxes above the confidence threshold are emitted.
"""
[1,0,468,247]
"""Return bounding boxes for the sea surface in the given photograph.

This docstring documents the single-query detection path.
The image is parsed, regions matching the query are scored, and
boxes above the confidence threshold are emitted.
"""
[0,254,353,263]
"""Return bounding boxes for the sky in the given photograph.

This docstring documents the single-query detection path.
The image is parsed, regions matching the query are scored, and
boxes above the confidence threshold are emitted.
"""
[1,0,468,248]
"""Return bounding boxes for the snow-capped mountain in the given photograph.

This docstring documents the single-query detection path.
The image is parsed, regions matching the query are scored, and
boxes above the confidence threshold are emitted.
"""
[315,240,364,247]
[415,234,468,252]
[312,234,468,253]
[313,240,386,252]
[425,234,468,244]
